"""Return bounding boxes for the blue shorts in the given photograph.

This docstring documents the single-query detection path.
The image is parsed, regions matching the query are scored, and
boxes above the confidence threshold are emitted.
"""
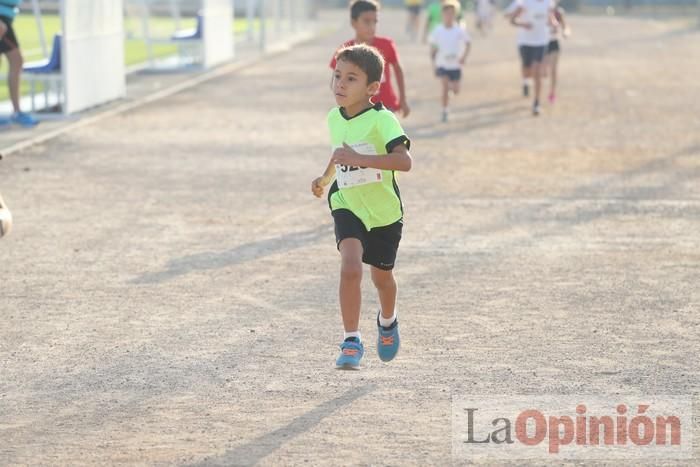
[436,67,461,82]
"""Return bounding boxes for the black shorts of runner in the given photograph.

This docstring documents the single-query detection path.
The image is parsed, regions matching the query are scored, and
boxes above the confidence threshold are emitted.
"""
[407,5,421,14]
[547,39,560,54]
[332,209,403,271]
[436,67,461,82]
[0,16,19,54]
[519,45,546,68]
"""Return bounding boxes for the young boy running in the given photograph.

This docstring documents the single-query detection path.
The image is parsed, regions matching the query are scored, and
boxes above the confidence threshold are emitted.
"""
[508,0,557,116]
[312,44,412,370]
[330,0,410,118]
[503,0,530,97]
[429,0,471,122]
[475,0,495,35]
[404,0,423,41]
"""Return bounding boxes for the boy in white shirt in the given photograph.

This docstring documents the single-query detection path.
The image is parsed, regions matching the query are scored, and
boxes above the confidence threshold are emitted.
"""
[429,0,471,122]
[476,0,495,35]
[508,0,557,115]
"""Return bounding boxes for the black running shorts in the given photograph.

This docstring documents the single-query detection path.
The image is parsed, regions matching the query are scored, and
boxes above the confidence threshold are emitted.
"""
[0,17,19,54]
[547,39,560,54]
[519,45,546,68]
[436,67,462,82]
[332,208,403,271]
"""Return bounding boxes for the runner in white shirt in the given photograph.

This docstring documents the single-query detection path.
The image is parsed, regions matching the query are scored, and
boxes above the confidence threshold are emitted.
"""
[508,0,557,115]
[504,0,530,98]
[544,0,570,103]
[429,0,471,122]
[476,0,495,35]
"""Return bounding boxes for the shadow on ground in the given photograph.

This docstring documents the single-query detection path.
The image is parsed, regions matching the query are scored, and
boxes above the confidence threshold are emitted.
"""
[190,384,377,467]
[132,225,332,284]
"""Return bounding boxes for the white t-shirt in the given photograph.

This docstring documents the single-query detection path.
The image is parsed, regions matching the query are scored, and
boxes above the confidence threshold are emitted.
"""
[429,24,471,70]
[515,0,553,46]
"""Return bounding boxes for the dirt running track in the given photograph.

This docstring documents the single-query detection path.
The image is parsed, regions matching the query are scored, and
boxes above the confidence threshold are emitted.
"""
[1,8,699,467]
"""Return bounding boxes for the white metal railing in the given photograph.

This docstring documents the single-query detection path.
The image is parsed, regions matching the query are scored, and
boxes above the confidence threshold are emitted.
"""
[125,0,317,64]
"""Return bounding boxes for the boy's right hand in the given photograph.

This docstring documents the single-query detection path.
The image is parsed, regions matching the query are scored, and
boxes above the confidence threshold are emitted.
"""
[311,176,328,198]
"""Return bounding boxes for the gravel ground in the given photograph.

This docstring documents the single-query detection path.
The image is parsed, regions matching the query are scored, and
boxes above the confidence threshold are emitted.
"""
[1,9,699,467]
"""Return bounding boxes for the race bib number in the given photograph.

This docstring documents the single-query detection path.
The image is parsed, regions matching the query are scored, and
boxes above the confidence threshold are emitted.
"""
[335,142,383,189]
[443,53,459,65]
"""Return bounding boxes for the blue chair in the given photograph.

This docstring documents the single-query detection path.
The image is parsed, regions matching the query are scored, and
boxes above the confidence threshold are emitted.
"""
[169,15,203,66]
[23,34,62,112]
[24,34,61,73]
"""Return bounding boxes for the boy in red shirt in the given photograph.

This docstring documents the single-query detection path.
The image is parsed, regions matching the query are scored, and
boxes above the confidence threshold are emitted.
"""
[329,0,411,118]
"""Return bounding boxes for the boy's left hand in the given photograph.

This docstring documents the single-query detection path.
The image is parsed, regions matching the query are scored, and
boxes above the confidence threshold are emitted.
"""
[331,143,362,167]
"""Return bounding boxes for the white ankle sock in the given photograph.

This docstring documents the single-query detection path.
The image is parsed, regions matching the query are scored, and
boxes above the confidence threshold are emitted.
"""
[379,310,397,328]
[344,331,361,341]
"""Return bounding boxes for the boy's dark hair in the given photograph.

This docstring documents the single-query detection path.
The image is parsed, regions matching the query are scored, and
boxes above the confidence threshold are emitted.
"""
[335,44,385,84]
[350,0,379,20]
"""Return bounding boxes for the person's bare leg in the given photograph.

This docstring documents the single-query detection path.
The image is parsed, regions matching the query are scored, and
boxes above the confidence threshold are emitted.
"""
[338,238,363,333]
[407,11,418,39]
[549,51,559,99]
[533,62,542,104]
[451,79,461,96]
[542,52,550,79]
[521,62,531,97]
[371,267,397,320]
[6,48,24,114]
[0,21,9,112]
[441,76,450,121]
[441,76,449,109]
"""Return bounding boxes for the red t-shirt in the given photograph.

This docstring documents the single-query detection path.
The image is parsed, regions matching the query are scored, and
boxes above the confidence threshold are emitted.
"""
[329,36,401,111]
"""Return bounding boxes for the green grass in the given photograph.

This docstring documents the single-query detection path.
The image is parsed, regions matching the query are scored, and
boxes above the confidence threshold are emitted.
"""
[0,13,254,102]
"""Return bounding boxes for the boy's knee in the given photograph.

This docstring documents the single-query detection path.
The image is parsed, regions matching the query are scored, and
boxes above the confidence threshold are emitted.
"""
[340,261,363,282]
[372,271,395,289]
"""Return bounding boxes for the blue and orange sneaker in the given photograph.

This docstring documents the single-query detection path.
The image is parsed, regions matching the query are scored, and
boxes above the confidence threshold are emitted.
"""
[335,337,364,370]
[377,313,400,362]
